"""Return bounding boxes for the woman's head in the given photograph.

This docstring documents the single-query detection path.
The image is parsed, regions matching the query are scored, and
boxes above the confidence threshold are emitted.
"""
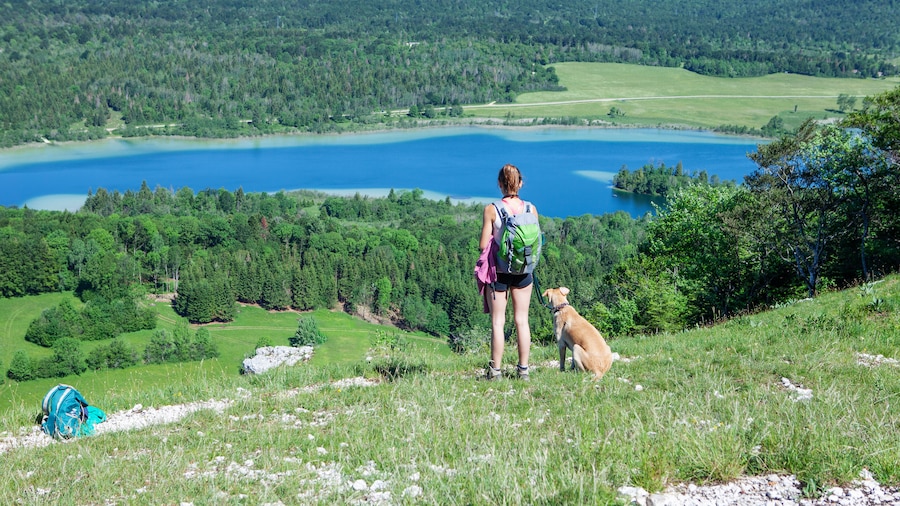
[497,164,523,196]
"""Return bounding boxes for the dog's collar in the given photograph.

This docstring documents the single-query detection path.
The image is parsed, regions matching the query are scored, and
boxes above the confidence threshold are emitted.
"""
[551,302,569,313]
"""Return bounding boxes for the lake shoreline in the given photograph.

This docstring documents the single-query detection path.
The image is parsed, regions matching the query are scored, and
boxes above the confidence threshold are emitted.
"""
[0,118,770,168]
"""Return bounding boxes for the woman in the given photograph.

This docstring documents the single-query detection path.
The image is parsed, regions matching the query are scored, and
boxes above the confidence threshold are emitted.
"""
[479,164,539,380]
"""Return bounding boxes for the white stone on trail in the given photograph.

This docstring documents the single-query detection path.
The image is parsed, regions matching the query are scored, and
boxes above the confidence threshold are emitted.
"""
[1,398,232,455]
[780,377,813,402]
[856,352,899,368]
[93,399,232,435]
[618,471,900,505]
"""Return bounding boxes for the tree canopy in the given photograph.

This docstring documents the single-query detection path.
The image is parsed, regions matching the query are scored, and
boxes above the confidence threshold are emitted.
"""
[1,0,897,147]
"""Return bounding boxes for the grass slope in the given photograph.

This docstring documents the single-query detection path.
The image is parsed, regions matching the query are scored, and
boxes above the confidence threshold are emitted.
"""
[0,296,448,412]
[1,276,898,503]
[469,63,900,130]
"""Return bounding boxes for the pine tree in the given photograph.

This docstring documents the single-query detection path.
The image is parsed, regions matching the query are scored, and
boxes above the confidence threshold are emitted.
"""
[191,327,219,360]
[289,316,327,347]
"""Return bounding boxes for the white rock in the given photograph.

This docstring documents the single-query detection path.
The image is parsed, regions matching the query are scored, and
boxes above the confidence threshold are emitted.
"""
[242,346,313,375]
[403,485,423,498]
[647,493,681,506]
[617,486,649,506]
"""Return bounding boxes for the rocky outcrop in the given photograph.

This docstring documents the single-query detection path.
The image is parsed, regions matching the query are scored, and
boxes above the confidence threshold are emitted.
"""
[241,346,314,375]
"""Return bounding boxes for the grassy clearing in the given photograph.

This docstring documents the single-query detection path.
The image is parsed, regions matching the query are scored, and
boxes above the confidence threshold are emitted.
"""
[0,293,75,359]
[468,63,900,130]
[2,276,899,503]
[0,296,447,413]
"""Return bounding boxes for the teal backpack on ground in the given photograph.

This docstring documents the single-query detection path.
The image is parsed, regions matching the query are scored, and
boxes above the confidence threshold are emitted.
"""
[494,200,542,275]
[40,384,106,439]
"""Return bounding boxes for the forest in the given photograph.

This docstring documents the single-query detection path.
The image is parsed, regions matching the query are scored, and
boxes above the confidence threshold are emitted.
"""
[2,83,899,381]
[2,0,899,147]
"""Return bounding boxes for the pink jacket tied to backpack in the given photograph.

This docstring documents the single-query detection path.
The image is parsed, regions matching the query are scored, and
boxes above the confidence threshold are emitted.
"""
[474,240,498,313]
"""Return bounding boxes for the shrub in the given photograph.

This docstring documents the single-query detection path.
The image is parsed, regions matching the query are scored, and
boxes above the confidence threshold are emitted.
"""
[54,337,87,375]
[448,325,488,355]
[289,316,327,347]
[86,339,139,370]
[29,337,88,378]
[369,355,429,381]
[191,327,219,360]
[24,300,82,347]
[255,336,273,349]
[144,329,177,364]
[6,351,34,381]
[370,329,407,353]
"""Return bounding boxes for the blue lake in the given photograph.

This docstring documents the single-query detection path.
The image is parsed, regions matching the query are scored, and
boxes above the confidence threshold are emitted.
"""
[0,127,765,218]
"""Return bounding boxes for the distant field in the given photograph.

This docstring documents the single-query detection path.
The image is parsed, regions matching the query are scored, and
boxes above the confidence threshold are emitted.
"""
[0,294,450,412]
[468,63,900,130]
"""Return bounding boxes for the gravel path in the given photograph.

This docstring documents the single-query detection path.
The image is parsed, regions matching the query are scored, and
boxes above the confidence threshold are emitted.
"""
[0,398,232,455]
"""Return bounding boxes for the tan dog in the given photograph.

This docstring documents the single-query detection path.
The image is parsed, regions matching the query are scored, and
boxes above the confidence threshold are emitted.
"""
[543,287,612,380]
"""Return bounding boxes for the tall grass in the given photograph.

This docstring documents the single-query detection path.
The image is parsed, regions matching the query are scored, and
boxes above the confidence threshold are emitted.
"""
[1,276,899,504]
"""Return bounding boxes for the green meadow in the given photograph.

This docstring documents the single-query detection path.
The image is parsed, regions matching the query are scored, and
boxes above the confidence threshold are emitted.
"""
[2,276,899,503]
[468,62,900,130]
[0,294,449,413]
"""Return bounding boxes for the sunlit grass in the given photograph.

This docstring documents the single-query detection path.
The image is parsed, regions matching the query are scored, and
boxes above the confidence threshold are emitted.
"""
[0,292,75,358]
[2,276,899,503]
[468,62,900,130]
[0,296,452,413]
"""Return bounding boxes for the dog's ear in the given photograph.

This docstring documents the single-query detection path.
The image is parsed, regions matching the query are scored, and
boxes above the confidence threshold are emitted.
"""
[542,289,550,299]
[560,286,570,296]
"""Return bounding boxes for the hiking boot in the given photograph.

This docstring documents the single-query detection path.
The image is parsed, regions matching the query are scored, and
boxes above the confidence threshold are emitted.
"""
[485,366,502,381]
[484,361,502,381]
[516,364,530,381]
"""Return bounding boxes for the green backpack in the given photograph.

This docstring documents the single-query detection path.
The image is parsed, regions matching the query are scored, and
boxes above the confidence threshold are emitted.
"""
[494,200,542,275]
[40,384,105,439]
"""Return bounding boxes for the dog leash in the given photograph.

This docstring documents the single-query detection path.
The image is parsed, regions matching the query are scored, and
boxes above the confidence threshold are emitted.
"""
[532,272,554,311]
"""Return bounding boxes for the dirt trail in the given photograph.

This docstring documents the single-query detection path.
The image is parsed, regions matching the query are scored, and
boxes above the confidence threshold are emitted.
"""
[464,94,840,109]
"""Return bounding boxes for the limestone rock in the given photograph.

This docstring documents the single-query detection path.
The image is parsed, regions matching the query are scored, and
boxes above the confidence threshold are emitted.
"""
[242,346,313,375]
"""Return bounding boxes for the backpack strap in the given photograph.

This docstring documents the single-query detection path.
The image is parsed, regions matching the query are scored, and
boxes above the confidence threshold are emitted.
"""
[492,200,509,221]
[41,385,58,415]
[54,387,75,417]
[42,384,70,415]
[492,200,514,273]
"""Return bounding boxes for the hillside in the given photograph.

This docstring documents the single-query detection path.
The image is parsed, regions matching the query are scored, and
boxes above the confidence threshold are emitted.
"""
[3,0,899,147]
[1,275,898,503]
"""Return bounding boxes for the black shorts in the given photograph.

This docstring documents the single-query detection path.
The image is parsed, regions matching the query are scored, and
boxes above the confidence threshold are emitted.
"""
[493,272,533,291]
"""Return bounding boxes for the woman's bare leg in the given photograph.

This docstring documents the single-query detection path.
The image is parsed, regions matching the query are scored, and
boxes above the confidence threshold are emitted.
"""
[510,283,533,368]
[488,287,508,369]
